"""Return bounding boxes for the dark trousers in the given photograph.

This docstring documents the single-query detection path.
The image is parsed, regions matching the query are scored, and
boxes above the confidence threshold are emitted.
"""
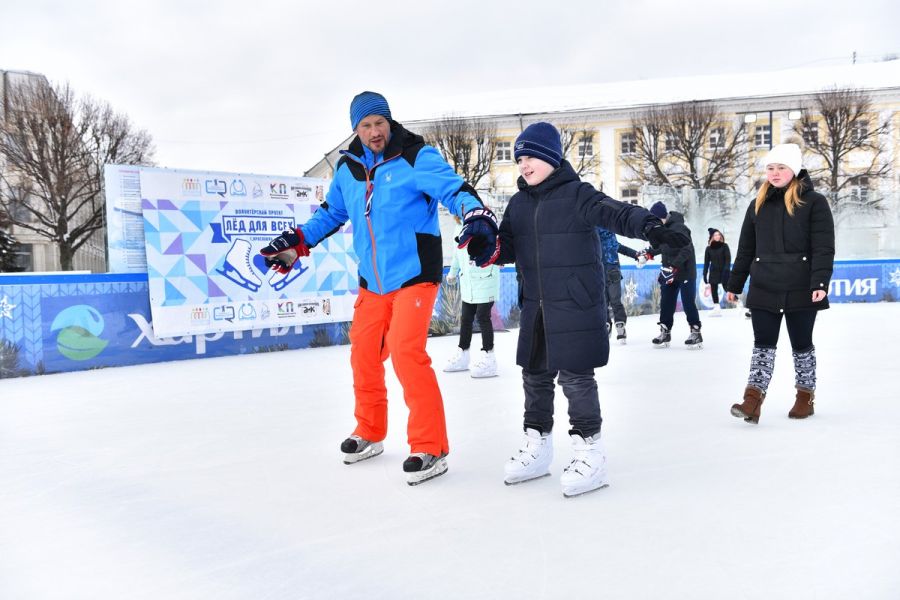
[606,264,626,323]
[709,282,722,304]
[751,308,817,352]
[659,278,700,329]
[459,301,494,351]
[522,368,602,437]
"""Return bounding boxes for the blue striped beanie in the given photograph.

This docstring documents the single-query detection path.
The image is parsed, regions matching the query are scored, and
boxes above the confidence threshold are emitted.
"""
[514,122,563,168]
[350,91,392,130]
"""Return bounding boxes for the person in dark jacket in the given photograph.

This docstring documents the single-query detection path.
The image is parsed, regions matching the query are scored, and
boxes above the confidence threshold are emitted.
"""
[474,122,686,497]
[597,227,642,342]
[703,228,731,316]
[726,143,835,424]
[647,202,702,348]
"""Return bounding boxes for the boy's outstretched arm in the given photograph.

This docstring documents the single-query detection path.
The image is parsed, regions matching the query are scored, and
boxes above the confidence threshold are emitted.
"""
[577,185,688,249]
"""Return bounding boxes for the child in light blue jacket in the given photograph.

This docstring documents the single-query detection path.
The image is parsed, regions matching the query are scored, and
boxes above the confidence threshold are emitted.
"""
[443,219,501,378]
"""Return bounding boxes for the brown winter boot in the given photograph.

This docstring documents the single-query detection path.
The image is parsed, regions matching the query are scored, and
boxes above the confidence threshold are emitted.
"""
[731,386,765,424]
[789,387,815,419]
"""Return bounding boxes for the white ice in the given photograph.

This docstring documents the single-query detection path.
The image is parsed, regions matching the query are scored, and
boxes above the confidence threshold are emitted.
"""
[1,303,899,599]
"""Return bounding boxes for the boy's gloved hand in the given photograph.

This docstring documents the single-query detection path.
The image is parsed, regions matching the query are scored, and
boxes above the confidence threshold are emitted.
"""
[260,228,310,274]
[456,207,500,267]
[645,224,689,249]
[658,266,678,285]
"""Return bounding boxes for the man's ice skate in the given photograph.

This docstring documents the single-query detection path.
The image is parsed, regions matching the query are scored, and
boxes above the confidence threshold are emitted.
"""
[268,261,307,291]
[341,435,384,464]
[504,427,553,485]
[615,322,626,344]
[403,453,448,486]
[684,324,703,349]
[560,431,609,498]
[470,350,497,378]
[218,239,262,292]
[443,347,470,372]
[652,323,671,348]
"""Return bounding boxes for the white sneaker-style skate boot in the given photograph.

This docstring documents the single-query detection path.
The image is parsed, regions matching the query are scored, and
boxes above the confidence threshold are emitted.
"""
[470,350,498,378]
[443,347,470,372]
[403,453,448,486]
[340,435,384,465]
[560,432,609,498]
[710,304,723,317]
[504,428,553,485]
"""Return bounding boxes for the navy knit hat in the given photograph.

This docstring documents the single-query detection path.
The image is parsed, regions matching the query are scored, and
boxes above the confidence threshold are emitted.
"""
[350,91,392,130]
[650,201,668,219]
[514,122,562,168]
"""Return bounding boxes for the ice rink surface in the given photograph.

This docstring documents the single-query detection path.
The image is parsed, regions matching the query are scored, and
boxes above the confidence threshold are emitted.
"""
[2,303,899,599]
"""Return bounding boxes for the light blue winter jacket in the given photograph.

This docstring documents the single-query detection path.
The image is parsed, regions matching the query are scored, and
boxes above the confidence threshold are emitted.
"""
[448,225,500,304]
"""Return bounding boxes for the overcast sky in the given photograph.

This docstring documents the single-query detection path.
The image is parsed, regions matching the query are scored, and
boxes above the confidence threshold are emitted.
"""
[2,0,897,176]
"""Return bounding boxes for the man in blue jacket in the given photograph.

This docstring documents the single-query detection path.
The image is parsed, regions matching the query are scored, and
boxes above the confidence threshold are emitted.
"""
[261,92,495,486]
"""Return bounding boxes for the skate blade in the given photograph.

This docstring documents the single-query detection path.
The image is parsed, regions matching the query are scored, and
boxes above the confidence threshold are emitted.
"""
[342,444,384,465]
[407,458,448,486]
[504,472,551,486]
[685,344,703,350]
[652,343,670,349]
[563,482,610,498]
[470,373,499,379]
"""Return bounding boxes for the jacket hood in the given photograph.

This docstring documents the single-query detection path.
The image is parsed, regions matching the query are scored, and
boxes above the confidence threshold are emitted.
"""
[516,160,579,193]
[666,211,686,225]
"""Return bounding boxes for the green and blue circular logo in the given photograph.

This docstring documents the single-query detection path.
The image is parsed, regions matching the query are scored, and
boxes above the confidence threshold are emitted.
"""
[50,305,109,361]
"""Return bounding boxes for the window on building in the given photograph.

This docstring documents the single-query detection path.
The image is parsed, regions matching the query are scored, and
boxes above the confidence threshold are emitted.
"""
[620,132,636,155]
[664,136,678,151]
[851,121,869,144]
[496,141,511,162]
[802,123,819,146]
[577,135,594,158]
[709,127,726,150]
[754,125,771,148]
[849,176,869,202]
[620,187,639,204]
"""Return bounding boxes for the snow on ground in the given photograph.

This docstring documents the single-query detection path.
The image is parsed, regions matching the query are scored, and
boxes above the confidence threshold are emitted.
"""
[1,303,899,600]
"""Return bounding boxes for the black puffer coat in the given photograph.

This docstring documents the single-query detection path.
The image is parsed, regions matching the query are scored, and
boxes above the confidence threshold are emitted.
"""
[496,161,657,371]
[726,170,835,312]
[703,242,731,286]
[654,212,697,281]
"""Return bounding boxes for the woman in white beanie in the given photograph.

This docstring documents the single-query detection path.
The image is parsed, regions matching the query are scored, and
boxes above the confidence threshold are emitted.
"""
[725,143,835,424]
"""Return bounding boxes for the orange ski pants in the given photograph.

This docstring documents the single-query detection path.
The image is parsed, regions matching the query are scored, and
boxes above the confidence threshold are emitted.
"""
[349,282,449,457]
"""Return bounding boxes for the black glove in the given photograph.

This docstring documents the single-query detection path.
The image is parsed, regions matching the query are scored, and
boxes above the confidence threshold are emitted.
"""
[658,266,677,286]
[455,207,500,267]
[260,228,310,274]
[646,225,689,249]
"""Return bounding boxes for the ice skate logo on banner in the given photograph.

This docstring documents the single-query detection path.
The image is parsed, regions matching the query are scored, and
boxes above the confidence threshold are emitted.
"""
[217,239,263,292]
[205,179,227,197]
[182,178,202,195]
[50,305,109,361]
[191,307,210,325]
[277,301,296,319]
[270,182,289,200]
[230,179,247,196]
[252,182,264,199]
[213,305,236,322]
[268,261,308,291]
[290,184,312,199]
[238,303,257,321]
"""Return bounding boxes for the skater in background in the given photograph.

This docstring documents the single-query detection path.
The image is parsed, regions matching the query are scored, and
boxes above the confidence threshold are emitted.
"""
[443,216,501,378]
[261,91,495,485]
[647,202,703,348]
[703,228,731,317]
[463,122,687,497]
[597,227,643,343]
[726,143,834,424]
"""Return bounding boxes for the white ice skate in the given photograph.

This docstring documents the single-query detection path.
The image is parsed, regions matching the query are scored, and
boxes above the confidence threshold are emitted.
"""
[504,428,553,485]
[341,435,384,465]
[470,350,498,378]
[218,239,262,292]
[615,322,627,344]
[709,304,723,317]
[560,432,609,498]
[404,453,448,486]
[268,262,307,291]
[443,348,470,372]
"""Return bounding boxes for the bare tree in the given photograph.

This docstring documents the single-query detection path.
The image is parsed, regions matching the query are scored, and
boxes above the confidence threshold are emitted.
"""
[0,208,20,272]
[0,79,154,270]
[423,115,497,189]
[622,101,750,191]
[794,87,891,198]
[559,123,602,178]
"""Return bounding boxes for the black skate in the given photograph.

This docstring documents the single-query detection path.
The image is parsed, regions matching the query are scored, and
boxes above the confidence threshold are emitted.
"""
[615,322,626,344]
[652,323,671,348]
[684,324,703,349]
[403,453,448,486]
[341,435,384,465]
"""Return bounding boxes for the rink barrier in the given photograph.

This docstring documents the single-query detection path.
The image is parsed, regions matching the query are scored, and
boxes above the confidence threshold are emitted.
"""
[1,259,897,378]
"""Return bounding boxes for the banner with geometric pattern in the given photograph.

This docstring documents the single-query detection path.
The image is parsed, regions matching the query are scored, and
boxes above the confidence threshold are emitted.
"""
[139,168,358,338]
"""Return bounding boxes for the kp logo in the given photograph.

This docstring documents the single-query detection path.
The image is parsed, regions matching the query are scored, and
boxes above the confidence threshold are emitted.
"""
[50,305,109,361]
